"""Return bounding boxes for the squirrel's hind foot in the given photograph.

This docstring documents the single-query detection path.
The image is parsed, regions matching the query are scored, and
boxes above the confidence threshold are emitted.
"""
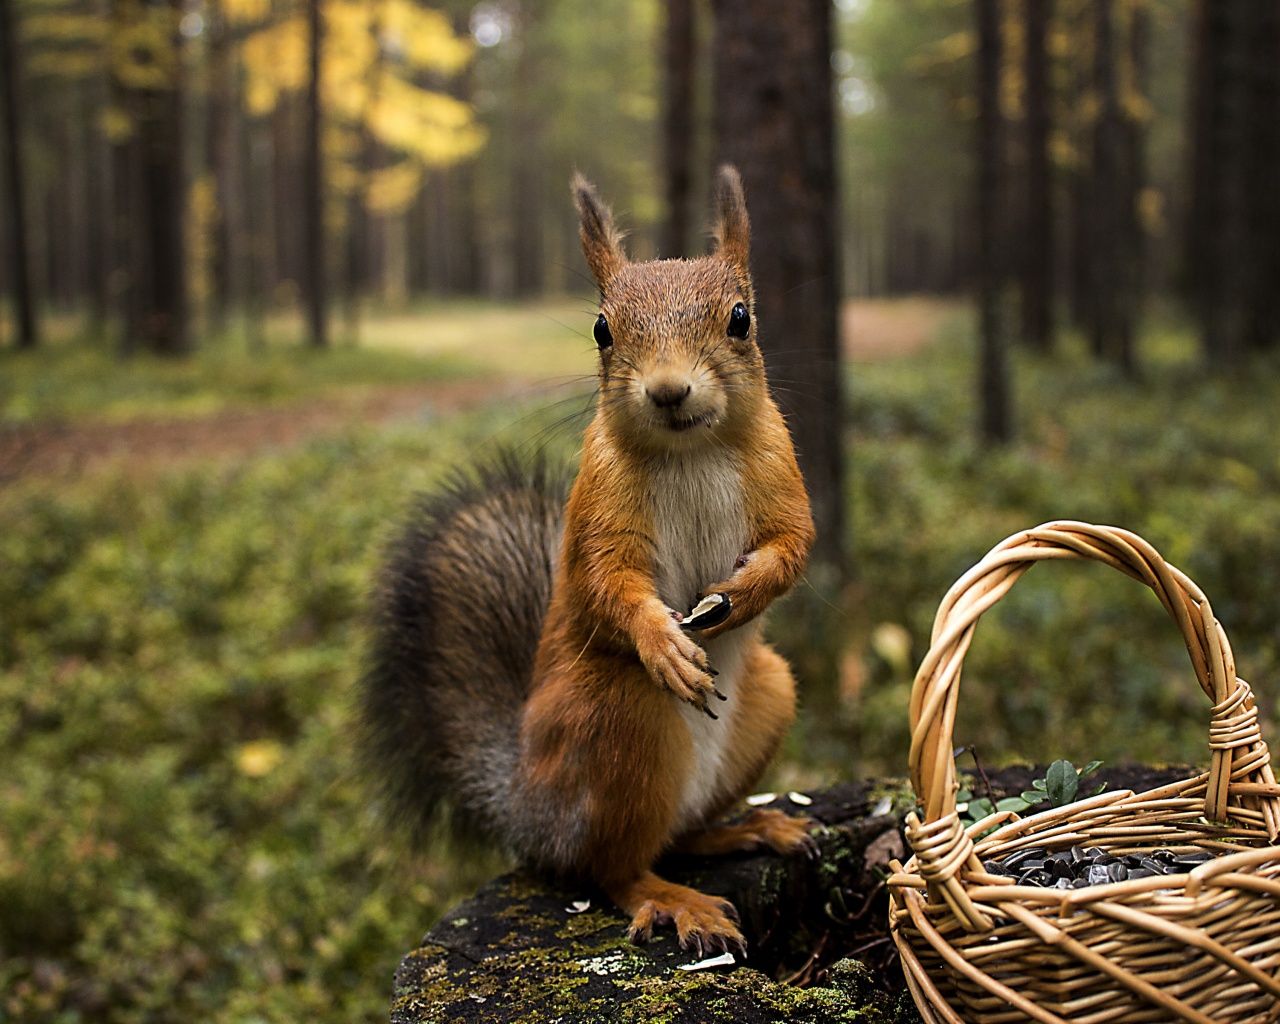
[681,809,819,859]
[613,872,746,959]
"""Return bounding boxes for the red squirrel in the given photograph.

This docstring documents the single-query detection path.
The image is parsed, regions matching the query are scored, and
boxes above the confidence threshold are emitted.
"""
[359,165,816,955]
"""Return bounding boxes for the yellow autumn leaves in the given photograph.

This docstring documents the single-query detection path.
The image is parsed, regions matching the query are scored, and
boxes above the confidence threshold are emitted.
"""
[20,0,483,216]
[240,0,484,214]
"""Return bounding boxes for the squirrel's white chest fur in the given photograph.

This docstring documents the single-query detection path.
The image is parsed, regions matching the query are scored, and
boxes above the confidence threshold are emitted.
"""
[648,449,752,835]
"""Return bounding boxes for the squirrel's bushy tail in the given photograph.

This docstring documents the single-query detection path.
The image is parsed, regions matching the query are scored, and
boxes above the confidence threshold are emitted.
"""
[357,453,567,848]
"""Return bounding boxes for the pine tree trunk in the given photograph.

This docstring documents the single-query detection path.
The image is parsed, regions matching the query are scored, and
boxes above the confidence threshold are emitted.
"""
[205,0,240,336]
[1188,0,1248,364]
[243,116,271,348]
[977,0,1012,441]
[1087,0,1138,372]
[1064,0,1091,329]
[712,0,846,582]
[118,0,188,356]
[1119,0,1149,365]
[0,0,39,348]
[303,0,327,348]
[511,1,543,297]
[1021,0,1054,351]
[1240,0,1280,351]
[661,0,695,258]
[85,24,114,339]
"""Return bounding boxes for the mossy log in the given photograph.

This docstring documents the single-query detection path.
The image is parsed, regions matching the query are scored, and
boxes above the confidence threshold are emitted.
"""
[391,767,1194,1024]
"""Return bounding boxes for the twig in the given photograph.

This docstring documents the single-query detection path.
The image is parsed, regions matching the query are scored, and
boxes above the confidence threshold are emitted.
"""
[958,745,998,808]
[781,931,828,987]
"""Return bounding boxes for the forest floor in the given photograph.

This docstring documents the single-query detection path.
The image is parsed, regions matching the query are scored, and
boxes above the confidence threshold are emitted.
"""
[0,296,959,483]
[8,300,1280,1024]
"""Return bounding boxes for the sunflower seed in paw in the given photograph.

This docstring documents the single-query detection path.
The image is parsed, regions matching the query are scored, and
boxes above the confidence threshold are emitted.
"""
[682,594,732,630]
[746,792,777,806]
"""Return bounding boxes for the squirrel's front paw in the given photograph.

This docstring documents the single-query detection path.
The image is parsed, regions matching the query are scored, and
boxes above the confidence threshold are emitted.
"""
[636,612,721,716]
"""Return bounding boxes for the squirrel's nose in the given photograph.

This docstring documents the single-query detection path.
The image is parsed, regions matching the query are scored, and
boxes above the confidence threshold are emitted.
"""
[646,379,691,409]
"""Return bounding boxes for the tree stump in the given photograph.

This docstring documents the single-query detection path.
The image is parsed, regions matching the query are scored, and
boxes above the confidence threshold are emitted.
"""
[391,767,1194,1023]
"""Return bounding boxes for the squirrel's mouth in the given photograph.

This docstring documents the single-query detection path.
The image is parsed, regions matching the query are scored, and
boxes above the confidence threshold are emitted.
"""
[664,411,715,433]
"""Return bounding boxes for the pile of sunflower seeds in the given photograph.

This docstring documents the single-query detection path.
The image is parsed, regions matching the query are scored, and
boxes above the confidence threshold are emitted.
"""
[983,846,1216,889]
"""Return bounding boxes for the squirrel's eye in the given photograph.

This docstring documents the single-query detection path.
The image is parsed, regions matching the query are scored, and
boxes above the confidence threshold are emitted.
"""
[593,314,613,350]
[727,303,750,339]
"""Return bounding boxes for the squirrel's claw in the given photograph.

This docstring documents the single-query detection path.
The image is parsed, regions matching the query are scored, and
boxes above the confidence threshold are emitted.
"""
[640,612,719,709]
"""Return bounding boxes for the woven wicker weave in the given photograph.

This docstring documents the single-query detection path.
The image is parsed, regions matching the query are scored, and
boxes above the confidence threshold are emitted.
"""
[887,522,1280,1024]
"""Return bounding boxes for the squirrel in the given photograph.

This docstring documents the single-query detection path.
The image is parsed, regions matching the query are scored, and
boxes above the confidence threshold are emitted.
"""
[358,165,817,956]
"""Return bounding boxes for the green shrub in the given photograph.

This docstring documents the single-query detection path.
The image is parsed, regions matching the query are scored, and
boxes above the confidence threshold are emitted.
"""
[7,313,1280,1020]
[0,401,580,1023]
[822,316,1280,777]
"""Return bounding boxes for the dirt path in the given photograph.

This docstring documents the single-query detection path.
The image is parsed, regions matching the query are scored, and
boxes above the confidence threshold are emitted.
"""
[2,299,960,485]
[0,377,529,485]
[842,296,961,362]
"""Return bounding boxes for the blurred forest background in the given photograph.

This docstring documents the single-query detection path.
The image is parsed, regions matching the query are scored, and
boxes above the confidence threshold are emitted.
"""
[4,0,1280,1020]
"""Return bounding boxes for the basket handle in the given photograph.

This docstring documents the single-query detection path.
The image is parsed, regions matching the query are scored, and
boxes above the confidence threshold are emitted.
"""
[904,523,1279,924]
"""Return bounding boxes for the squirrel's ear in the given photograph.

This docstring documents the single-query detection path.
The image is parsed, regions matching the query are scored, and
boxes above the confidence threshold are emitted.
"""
[711,165,751,279]
[572,173,626,292]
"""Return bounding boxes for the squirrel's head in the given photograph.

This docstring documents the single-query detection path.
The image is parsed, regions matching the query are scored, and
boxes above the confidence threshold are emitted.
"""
[572,165,765,453]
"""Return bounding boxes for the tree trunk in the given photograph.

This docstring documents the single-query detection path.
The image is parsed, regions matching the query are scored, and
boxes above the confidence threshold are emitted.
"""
[244,116,271,349]
[1186,0,1280,361]
[510,1,543,297]
[1088,0,1135,372]
[1187,0,1248,364]
[0,0,39,348]
[118,0,188,356]
[86,14,114,340]
[303,0,327,348]
[1119,0,1150,364]
[1240,0,1280,351]
[976,0,1012,442]
[1021,0,1053,351]
[1064,0,1092,330]
[712,0,846,583]
[661,0,695,258]
[205,0,241,336]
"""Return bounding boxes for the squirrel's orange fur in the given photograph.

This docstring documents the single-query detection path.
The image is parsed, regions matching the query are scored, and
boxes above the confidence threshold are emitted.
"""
[360,166,815,954]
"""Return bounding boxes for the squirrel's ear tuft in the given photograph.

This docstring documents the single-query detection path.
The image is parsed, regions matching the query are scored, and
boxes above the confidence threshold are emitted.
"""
[572,173,626,292]
[711,165,750,278]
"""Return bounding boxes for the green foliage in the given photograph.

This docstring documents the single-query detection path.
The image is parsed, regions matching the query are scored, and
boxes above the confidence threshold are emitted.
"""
[0,331,479,423]
[822,314,1280,777]
[9,305,1280,1020]
[0,397,582,1022]
[957,759,1105,830]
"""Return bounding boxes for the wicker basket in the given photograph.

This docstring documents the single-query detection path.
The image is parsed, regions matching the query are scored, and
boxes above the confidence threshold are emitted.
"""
[887,522,1280,1024]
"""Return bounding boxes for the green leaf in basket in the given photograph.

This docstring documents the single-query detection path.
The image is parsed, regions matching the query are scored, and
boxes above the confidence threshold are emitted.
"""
[1045,759,1078,807]
[956,788,972,804]
[968,797,995,819]
[996,797,1030,813]
[1020,790,1049,805]
[1078,760,1104,780]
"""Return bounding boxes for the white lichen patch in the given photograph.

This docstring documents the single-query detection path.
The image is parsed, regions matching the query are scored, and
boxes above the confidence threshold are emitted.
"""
[575,951,629,976]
